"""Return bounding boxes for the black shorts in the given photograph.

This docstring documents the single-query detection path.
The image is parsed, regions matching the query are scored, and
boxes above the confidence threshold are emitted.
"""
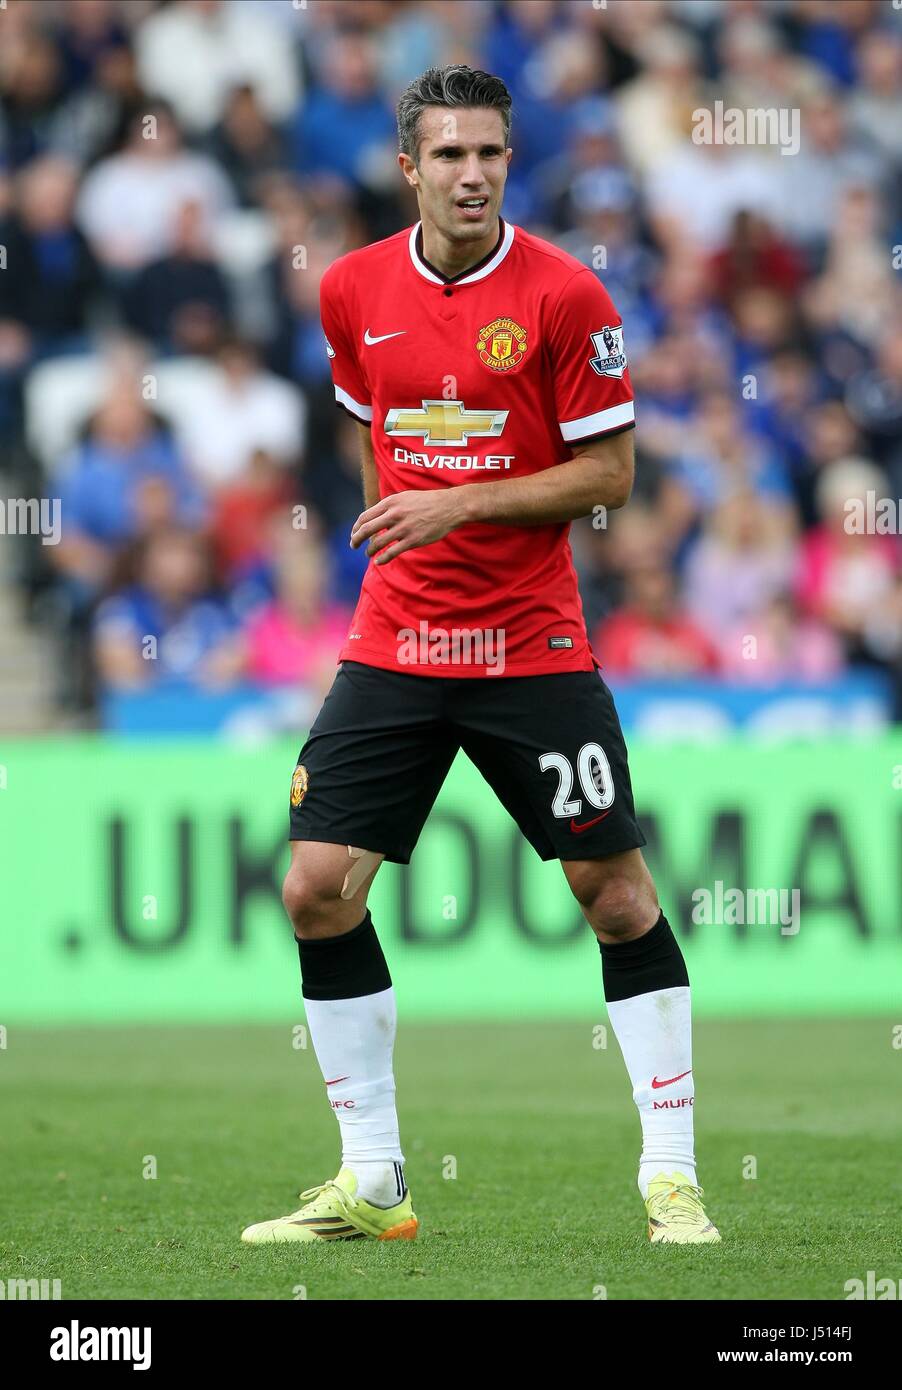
[288,661,646,864]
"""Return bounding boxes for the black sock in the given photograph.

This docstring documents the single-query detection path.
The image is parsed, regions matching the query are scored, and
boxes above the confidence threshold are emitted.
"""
[297,908,391,1001]
[597,909,689,1002]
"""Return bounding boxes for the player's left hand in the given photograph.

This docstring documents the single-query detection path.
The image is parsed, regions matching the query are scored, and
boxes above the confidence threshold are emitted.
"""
[350,489,467,565]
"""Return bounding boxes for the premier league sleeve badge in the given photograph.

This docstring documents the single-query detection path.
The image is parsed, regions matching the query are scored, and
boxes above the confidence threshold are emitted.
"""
[588,325,628,379]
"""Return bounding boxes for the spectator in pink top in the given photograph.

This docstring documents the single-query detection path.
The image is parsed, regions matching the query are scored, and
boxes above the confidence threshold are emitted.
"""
[684,491,796,642]
[795,456,900,658]
[718,593,844,683]
[245,515,353,694]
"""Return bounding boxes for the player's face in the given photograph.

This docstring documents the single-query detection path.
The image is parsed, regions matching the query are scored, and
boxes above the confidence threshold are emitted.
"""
[402,106,511,244]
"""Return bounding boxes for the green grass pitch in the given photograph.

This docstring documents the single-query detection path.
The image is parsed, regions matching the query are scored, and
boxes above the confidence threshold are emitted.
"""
[2,1019,900,1300]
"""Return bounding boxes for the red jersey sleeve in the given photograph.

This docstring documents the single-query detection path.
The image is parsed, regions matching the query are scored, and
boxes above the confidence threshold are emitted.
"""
[546,269,635,446]
[319,261,373,425]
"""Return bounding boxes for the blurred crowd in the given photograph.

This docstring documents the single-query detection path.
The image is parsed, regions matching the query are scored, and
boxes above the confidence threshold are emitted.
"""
[1,0,901,721]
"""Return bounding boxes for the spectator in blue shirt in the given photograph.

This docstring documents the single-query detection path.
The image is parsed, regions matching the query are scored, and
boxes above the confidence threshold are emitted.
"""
[50,385,206,619]
[291,33,395,189]
[93,524,243,691]
[669,389,795,536]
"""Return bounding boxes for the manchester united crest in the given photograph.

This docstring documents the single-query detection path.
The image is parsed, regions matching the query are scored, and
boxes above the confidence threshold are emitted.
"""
[476,317,528,372]
[290,765,309,808]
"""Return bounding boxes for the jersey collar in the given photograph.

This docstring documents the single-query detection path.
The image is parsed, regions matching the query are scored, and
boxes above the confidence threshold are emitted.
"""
[408,216,515,286]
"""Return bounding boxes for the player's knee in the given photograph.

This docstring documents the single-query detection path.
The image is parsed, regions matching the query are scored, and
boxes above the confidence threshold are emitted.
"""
[579,871,658,939]
[592,876,654,937]
[281,869,340,937]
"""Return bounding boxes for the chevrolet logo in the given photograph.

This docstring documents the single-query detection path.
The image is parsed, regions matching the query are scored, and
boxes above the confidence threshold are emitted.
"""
[383,399,508,446]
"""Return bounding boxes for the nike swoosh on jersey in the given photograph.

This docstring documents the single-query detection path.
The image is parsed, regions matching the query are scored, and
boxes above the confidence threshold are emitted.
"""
[364,329,406,345]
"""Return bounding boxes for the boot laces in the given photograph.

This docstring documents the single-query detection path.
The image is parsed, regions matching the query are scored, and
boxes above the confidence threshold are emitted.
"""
[649,1181,707,1225]
[289,1179,357,1221]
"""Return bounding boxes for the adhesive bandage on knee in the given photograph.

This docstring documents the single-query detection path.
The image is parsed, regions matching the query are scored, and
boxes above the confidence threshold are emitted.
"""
[341,846,384,900]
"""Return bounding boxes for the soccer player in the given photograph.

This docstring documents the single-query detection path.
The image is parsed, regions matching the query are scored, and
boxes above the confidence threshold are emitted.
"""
[241,66,719,1247]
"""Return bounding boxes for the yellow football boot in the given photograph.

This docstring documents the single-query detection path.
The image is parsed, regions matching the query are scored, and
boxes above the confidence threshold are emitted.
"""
[645,1171,721,1245]
[241,1167,417,1244]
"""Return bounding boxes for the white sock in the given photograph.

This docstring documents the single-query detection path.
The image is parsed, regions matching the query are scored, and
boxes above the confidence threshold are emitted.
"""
[606,985,697,1199]
[303,987,406,1207]
[346,1160,406,1208]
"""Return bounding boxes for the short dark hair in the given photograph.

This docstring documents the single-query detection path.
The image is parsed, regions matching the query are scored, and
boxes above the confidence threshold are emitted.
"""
[396,65,512,162]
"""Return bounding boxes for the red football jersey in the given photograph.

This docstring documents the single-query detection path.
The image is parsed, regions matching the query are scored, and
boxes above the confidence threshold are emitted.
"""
[320,217,635,677]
